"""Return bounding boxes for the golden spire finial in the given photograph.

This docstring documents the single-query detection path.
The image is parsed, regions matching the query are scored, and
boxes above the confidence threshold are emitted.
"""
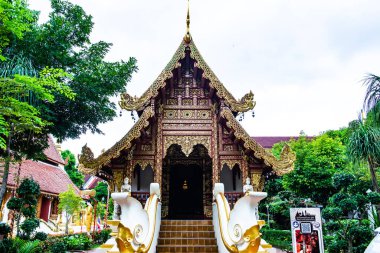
[184,0,192,43]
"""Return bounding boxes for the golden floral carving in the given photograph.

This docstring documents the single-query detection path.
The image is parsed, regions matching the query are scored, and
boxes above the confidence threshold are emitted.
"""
[78,107,155,174]
[163,136,211,157]
[118,39,255,113]
[221,160,241,170]
[133,160,153,171]
[221,108,295,175]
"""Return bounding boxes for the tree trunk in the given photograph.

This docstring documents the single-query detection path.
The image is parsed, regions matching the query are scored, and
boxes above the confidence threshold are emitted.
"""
[348,238,353,253]
[66,214,69,234]
[0,125,13,206]
[368,157,380,193]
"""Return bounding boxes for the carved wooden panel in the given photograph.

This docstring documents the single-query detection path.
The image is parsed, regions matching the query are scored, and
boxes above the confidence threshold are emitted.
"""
[163,136,211,157]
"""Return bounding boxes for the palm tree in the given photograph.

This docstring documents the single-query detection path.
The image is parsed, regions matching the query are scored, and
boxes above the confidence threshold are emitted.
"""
[347,122,380,192]
[363,74,380,126]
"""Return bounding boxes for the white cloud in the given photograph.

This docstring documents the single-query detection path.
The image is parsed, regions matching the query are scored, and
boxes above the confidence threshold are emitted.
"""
[28,0,380,157]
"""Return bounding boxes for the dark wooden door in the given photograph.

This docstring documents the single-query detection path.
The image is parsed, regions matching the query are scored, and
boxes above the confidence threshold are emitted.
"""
[169,163,203,219]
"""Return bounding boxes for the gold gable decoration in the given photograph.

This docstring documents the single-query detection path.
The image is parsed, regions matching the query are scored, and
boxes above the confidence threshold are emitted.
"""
[78,106,155,174]
[119,38,255,113]
[220,108,295,175]
[188,41,256,112]
[119,43,186,111]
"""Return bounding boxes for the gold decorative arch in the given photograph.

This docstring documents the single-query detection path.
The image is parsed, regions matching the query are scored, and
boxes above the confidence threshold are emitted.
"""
[133,160,154,171]
[163,136,211,157]
[221,160,241,170]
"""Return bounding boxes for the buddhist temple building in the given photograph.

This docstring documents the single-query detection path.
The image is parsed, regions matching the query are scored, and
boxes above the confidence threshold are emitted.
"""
[0,136,79,223]
[78,7,295,220]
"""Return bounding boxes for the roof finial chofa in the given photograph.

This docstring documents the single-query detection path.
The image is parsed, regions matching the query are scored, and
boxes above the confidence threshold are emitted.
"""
[184,0,192,43]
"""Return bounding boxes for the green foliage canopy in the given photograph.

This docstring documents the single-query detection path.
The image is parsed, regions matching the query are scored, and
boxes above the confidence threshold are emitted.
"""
[58,185,82,234]
[61,149,84,187]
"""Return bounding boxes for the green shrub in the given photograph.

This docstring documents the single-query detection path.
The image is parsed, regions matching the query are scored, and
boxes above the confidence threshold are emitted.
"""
[0,223,11,238]
[93,229,112,244]
[50,241,66,253]
[33,232,48,241]
[261,228,292,252]
[63,233,92,250]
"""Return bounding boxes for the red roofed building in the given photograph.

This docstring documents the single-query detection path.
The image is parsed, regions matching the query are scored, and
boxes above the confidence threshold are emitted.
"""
[252,136,299,149]
[0,135,79,223]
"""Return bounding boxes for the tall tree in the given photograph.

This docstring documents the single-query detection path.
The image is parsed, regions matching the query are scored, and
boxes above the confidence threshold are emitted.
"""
[58,185,82,234]
[61,149,84,187]
[363,74,380,126]
[0,0,35,60]
[347,121,380,192]
[0,68,74,205]
[281,133,348,205]
[5,0,138,141]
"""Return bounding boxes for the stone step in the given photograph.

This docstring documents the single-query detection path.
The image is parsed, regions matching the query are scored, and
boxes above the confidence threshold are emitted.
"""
[158,237,217,246]
[161,220,213,225]
[156,245,218,252]
[160,224,214,232]
[159,231,215,238]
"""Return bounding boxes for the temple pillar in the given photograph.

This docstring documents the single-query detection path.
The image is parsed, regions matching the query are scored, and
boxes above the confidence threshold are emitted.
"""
[250,168,265,192]
[242,156,249,186]
[154,111,163,188]
[211,105,219,185]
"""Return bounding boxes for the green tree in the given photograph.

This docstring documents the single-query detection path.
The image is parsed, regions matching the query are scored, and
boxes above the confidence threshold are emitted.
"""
[363,74,380,126]
[347,121,380,193]
[58,185,82,234]
[94,181,108,203]
[323,172,380,253]
[6,178,40,238]
[0,68,74,205]
[5,0,137,141]
[281,133,348,205]
[0,0,35,60]
[61,149,84,187]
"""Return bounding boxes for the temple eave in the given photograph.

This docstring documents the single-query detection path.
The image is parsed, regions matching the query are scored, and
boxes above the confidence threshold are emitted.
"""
[220,107,295,175]
[78,106,155,174]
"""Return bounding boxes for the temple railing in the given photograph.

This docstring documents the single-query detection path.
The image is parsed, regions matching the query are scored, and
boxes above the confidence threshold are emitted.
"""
[224,192,244,209]
[132,191,150,206]
[213,183,271,253]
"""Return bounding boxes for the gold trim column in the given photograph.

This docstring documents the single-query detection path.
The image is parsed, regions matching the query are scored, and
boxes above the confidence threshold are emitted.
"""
[212,104,219,185]
[155,106,163,187]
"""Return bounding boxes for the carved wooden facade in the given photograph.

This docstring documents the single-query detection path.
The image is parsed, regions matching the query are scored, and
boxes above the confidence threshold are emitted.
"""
[79,34,295,218]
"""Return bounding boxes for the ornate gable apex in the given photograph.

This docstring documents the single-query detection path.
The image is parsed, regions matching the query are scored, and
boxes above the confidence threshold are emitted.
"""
[119,36,256,113]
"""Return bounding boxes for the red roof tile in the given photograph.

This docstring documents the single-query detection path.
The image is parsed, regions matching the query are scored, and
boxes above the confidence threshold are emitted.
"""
[43,135,65,165]
[6,160,79,195]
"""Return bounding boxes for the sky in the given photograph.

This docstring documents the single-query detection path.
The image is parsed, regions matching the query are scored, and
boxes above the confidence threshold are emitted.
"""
[29,0,380,158]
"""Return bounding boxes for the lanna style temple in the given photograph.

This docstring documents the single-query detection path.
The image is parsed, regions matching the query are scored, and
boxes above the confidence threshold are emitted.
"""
[78,8,295,222]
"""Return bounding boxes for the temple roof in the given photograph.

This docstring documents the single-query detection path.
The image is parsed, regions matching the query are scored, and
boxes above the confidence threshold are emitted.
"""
[44,135,65,165]
[119,37,255,113]
[221,108,295,175]
[6,160,79,195]
[78,106,155,174]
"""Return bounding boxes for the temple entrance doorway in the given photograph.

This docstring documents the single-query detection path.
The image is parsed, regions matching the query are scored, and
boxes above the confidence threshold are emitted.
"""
[162,144,212,220]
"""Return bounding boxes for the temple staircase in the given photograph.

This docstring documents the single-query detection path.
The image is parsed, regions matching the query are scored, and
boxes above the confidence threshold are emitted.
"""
[157,220,218,252]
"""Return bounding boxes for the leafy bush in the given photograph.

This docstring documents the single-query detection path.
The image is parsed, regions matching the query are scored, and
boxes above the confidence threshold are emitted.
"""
[261,228,292,252]
[0,238,42,253]
[50,241,66,253]
[93,229,112,244]
[20,218,40,239]
[33,231,48,241]
[63,233,92,250]
[0,223,11,238]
